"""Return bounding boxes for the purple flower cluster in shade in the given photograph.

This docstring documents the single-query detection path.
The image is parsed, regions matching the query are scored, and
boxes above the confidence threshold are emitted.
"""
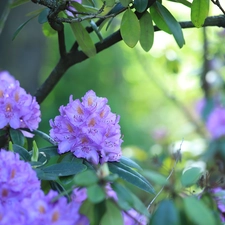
[206,107,225,139]
[0,71,41,131]
[196,97,225,139]
[72,184,148,225]
[0,149,88,225]
[50,90,123,164]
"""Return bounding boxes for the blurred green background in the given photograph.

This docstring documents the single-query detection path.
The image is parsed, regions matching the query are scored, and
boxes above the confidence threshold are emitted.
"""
[0,2,225,166]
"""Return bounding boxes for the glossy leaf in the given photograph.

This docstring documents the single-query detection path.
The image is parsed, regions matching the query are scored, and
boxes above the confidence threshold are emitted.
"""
[134,0,148,13]
[70,22,96,57]
[9,128,25,146]
[181,167,202,187]
[119,156,143,171]
[101,200,123,225]
[120,8,140,48]
[191,0,209,28]
[75,170,99,186]
[108,162,155,194]
[150,4,171,34]
[87,184,106,203]
[183,197,216,225]
[10,0,29,8]
[139,11,154,52]
[12,15,38,41]
[38,8,50,24]
[150,200,180,225]
[39,146,59,157]
[13,144,31,161]
[34,168,58,180]
[155,2,185,48]
[42,161,87,176]
[33,129,57,145]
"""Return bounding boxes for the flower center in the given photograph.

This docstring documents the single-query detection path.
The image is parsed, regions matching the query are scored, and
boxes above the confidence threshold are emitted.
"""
[52,211,60,222]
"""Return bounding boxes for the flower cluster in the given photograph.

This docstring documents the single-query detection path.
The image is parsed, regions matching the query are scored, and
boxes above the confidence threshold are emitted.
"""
[0,71,41,131]
[0,149,40,204]
[0,149,86,225]
[206,107,225,139]
[196,97,225,139]
[50,90,123,164]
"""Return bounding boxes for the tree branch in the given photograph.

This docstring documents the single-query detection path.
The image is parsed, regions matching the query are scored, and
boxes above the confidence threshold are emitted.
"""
[34,15,225,104]
[58,28,66,57]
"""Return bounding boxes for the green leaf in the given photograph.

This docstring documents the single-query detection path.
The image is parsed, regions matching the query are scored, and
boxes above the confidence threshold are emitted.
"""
[155,2,185,48]
[139,11,154,52]
[150,200,180,225]
[133,0,148,13]
[87,184,106,203]
[12,14,38,41]
[71,2,88,12]
[191,0,209,28]
[119,156,143,171]
[112,182,150,217]
[142,170,168,185]
[33,129,57,145]
[183,197,217,225]
[13,144,31,161]
[42,22,57,37]
[9,128,25,146]
[167,0,191,7]
[42,161,87,176]
[111,182,133,211]
[34,168,58,180]
[108,162,155,194]
[80,200,106,225]
[70,22,96,57]
[39,146,59,157]
[38,8,50,24]
[74,170,99,186]
[119,0,131,7]
[101,199,123,225]
[120,8,140,48]
[105,0,116,7]
[150,4,171,34]
[10,0,29,8]
[181,167,202,187]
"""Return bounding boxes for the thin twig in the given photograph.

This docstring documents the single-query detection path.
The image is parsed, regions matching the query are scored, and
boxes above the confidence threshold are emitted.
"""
[211,0,225,15]
[147,140,183,211]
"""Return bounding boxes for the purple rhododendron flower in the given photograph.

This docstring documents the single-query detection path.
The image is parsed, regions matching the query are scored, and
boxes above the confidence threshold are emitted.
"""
[50,90,123,164]
[0,71,41,131]
[71,184,148,225]
[211,187,225,222]
[0,149,40,205]
[66,0,82,17]
[206,107,225,139]
[0,190,83,225]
